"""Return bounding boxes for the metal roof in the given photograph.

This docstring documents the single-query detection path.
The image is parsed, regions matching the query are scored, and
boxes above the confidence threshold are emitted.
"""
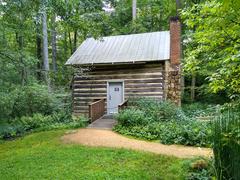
[65,31,170,65]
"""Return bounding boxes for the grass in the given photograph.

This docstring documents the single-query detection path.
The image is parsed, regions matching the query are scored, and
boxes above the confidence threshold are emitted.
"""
[0,130,188,179]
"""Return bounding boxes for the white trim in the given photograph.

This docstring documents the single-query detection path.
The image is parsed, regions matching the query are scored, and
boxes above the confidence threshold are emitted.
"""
[107,80,125,114]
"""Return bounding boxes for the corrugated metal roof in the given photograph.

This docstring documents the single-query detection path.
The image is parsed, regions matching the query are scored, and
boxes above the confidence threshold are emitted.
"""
[65,31,170,65]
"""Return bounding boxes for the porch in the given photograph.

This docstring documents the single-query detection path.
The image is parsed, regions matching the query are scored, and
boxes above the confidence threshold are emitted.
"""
[88,99,128,128]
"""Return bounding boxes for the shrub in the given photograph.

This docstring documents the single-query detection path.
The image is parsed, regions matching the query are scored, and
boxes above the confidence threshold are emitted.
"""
[115,108,146,126]
[114,98,213,147]
[212,108,240,180]
[128,98,186,122]
[159,120,211,147]
[0,112,88,140]
[114,120,211,147]
[182,103,219,118]
[11,83,61,117]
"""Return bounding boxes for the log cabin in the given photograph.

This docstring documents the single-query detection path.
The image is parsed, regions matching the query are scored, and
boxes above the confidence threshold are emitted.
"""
[65,17,181,121]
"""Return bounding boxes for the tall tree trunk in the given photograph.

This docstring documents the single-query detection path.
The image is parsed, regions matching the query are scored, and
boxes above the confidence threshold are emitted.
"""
[51,13,57,72]
[16,32,26,86]
[68,31,73,54]
[132,0,137,21]
[191,73,196,102]
[36,16,42,80]
[42,10,51,91]
[73,30,77,52]
[64,31,68,59]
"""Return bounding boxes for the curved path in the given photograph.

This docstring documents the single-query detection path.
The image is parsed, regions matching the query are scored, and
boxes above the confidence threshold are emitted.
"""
[62,128,212,158]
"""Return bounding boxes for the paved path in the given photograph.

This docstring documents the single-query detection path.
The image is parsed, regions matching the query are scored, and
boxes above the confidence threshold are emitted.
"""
[62,128,212,158]
[87,116,117,130]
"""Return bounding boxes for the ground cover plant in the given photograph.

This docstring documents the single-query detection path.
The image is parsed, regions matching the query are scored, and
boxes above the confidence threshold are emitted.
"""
[114,98,212,147]
[0,130,189,179]
[0,112,87,140]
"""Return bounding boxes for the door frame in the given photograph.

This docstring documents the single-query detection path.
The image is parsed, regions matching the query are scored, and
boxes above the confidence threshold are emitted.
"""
[107,80,125,114]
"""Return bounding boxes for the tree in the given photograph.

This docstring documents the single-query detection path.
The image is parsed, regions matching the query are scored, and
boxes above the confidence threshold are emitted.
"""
[42,5,51,90]
[181,0,240,98]
[51,13,57,72]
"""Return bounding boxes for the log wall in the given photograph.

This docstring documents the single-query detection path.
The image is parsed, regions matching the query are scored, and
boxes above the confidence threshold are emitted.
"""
[73,62,165,116]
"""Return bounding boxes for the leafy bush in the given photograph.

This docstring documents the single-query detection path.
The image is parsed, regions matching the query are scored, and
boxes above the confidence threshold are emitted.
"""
[128,98,186,122]
[0,112,88,140]
[160,120,211,147]
[114,98,212,147]
[0,83,70,120]
[114,119,211,147]
[182,103,219,118]
[114,108,146,126]
[11,83,61,117]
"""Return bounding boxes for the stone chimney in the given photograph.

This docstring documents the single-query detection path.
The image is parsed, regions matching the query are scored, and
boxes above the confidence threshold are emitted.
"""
[170,16,181,67]
[165,16,181,106]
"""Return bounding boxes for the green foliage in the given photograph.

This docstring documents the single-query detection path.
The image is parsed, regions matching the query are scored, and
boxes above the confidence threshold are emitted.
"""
[212,107,240,180]
[114,109,146,126]
[12,84,61,117]
[182,103,219,118]
[181,0,240,97]
[114,98,212,147]
[184,158,214,180]
[0,83,64,119]
[0,112,88,140]
[108,0,176,35]
[114,119,211,147]
[127,98,187,122]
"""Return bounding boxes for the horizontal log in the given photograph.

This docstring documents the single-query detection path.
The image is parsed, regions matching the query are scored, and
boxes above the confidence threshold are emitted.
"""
[73,87,163,94]
[74,84,106,88]
[75,74,163,81]
[126,94,164,98]
[73,110,88,114]
[86,68,164,75]
[74,90,106,93]
[73,92,163,98]
[73,93,107,97]
[74,78,164,85]
[87,63,164,71]
[73,83,163,89]
[74,97,106,100]
[73,106,89,110]
[125,88,163,92]
[125,83,163,88]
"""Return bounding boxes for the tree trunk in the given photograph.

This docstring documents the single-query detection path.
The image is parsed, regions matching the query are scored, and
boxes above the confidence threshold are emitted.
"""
[132,0,137,21]
[42,10,51,91]
[73,30,77,52]
[16,32,26,86]
[191,73,196,102]
[68,31,73,54]
[64,31,68,59]
[36,16,42,80]
[51,13,57,72]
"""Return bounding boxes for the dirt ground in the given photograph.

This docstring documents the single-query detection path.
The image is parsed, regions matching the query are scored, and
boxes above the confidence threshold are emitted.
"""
[62,128,212,158]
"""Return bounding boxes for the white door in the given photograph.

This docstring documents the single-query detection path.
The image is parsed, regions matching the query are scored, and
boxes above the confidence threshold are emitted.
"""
[107,82,123,114]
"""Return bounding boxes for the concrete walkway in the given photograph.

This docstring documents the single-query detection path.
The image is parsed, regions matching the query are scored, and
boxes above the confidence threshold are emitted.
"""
[62,128,212,158]
[87,115,117,130]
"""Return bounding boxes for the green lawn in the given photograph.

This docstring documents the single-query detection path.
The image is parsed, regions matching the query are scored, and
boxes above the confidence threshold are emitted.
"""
[0,130,188,179]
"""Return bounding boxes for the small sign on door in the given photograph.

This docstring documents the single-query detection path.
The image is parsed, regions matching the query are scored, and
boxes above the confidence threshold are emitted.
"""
[114,87,119,91]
